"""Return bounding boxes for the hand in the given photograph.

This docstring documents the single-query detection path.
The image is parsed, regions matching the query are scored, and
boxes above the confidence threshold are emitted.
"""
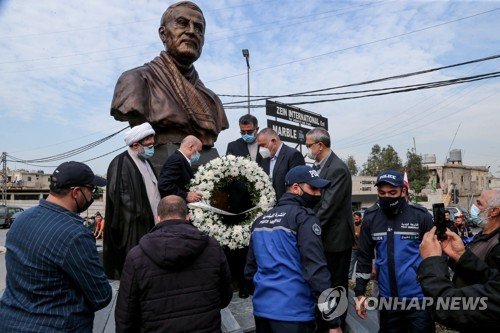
[355,295,367,319]
[371,264,377,281]
[441,229,466,261]
[419,227,442,259]
[329,328,343,333]
[186,191,202,203]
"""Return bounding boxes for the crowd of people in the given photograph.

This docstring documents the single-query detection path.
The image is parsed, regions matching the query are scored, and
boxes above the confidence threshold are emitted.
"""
[0,1,499,332]
[1,113,498,333]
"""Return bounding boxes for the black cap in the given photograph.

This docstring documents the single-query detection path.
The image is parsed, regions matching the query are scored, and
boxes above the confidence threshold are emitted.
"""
[50,161,106,189]
[285,165,331,188]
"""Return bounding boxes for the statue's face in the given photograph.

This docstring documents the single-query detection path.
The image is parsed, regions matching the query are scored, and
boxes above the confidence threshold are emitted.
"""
[159,6,205,65]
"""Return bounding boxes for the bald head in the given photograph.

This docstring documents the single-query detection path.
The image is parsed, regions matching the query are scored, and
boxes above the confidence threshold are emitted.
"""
[179,135,202,159]
[257,128,279,140]
[157,195,188,222]
[257,128,282,158]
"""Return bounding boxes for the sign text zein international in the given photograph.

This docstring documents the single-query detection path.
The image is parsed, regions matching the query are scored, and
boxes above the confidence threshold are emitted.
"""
[266,100,328,130]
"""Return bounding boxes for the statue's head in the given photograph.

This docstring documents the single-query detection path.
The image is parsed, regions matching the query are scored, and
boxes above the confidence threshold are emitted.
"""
[159,1,205,66]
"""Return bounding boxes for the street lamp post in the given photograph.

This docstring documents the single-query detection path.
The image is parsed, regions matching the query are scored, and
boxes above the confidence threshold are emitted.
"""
[242,49,250,114]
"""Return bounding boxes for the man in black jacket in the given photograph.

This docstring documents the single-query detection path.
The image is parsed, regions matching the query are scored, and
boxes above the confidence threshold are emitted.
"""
[225,114,262,298]
[306,127,354,328]
[158,135,203,202]
[419,227,500,332]
[257,128,305,201]
[226,114,262,164]
[115,195,233,333]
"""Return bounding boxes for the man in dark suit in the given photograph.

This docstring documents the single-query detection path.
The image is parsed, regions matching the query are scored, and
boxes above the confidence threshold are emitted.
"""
[225,114,262,299]
[306,127,354,329]
[226,114,262,165]
[257,128,305,201]
[158,135,202,202]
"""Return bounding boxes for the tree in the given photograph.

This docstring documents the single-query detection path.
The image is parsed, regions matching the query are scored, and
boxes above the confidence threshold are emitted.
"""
[345,155,358,176]
[405,150,429,196]
[361,144,403,176]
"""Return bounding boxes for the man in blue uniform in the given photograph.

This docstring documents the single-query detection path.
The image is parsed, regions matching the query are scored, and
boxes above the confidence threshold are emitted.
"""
[354,170,434,332]
[245,165,341,333]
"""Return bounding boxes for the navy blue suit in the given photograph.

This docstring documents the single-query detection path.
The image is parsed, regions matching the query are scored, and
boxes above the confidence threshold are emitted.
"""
[226,138,262,165]
[158,150,194,199]
[261,144,305,201]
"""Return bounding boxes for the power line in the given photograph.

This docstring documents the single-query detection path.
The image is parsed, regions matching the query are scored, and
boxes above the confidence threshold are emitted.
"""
[221,70,500,109]
[0,0,280,40]
[8,126,128,163]
[207,7,500,83]
[0,1,388,65]
[221,54,500,105]
[10,124,127,154]
[336,91,498,150]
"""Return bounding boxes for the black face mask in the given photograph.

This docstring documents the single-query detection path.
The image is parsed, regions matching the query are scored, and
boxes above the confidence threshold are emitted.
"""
[379,195,404,215]
[75,188,94,214]
[354,221,362,226]
[299,186,321,208]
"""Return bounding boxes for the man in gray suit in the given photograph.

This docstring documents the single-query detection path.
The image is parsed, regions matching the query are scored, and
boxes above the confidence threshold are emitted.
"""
[306,127,354,329]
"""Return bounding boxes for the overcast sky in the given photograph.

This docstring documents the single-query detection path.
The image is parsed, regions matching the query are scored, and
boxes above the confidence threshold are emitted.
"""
[0,0,499,176]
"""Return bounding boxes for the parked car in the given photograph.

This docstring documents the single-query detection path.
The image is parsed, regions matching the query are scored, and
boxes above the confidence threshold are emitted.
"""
[445,205,478,227]
[9,211,24,227]
[0,206,25,228]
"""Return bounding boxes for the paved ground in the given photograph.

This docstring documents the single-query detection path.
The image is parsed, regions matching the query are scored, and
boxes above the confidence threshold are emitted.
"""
[0,228,7,291]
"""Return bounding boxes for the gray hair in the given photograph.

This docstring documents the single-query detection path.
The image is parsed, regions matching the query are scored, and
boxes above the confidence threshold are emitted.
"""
[160,1,205,27]
[306,127,331,148]
[257,128,279,139]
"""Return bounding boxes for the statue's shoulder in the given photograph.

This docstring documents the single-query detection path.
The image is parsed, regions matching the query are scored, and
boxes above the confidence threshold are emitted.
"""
[117,63,153,85]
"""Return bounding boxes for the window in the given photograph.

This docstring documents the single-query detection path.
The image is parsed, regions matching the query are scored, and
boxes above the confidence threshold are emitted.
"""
[27,176,32,181]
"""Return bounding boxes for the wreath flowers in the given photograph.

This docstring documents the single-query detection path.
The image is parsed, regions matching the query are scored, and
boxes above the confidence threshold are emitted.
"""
[189,155,276,249]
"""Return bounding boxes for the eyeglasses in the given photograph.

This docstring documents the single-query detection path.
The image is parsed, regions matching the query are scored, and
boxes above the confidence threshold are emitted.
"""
[306,142,320,149]
[240,129,256,135]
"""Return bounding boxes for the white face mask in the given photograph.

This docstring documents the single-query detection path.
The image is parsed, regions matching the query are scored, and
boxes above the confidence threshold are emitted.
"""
[259,147,271,159]
[470,203,489,228]
[307,148,318,160]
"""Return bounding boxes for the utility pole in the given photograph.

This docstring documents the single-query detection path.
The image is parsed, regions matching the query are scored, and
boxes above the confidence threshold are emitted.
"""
[242,49,250,114]
[1,152,7,206]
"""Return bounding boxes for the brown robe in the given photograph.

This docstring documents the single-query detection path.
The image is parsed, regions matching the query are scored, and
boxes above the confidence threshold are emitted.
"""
[111,51,229,147]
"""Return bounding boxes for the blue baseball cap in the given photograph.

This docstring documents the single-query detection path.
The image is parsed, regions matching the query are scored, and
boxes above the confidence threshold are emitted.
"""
[285,165,331,188]
[375,169,404,188]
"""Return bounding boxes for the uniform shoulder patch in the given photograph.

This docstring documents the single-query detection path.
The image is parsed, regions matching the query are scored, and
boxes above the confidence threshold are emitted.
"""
[312,223,322,236]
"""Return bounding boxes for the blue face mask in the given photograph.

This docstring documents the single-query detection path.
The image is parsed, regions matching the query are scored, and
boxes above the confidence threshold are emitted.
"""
[139,145,154,160]
[470,203,487,227]
[190,151,200,163]
[241,133,256,144]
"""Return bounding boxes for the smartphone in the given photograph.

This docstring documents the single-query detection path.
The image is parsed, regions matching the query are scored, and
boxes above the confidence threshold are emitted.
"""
[432,203,447,241]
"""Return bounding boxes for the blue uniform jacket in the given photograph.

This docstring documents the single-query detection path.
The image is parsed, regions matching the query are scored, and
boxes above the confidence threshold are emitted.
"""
[245,193,331,323]
[354,201,433,299]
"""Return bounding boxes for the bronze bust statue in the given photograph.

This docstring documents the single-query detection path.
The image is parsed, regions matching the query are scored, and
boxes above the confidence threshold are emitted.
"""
[110,1,229,149]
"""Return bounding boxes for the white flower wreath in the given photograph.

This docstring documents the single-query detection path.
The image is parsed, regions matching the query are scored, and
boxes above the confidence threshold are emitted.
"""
[188,155,276,249]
